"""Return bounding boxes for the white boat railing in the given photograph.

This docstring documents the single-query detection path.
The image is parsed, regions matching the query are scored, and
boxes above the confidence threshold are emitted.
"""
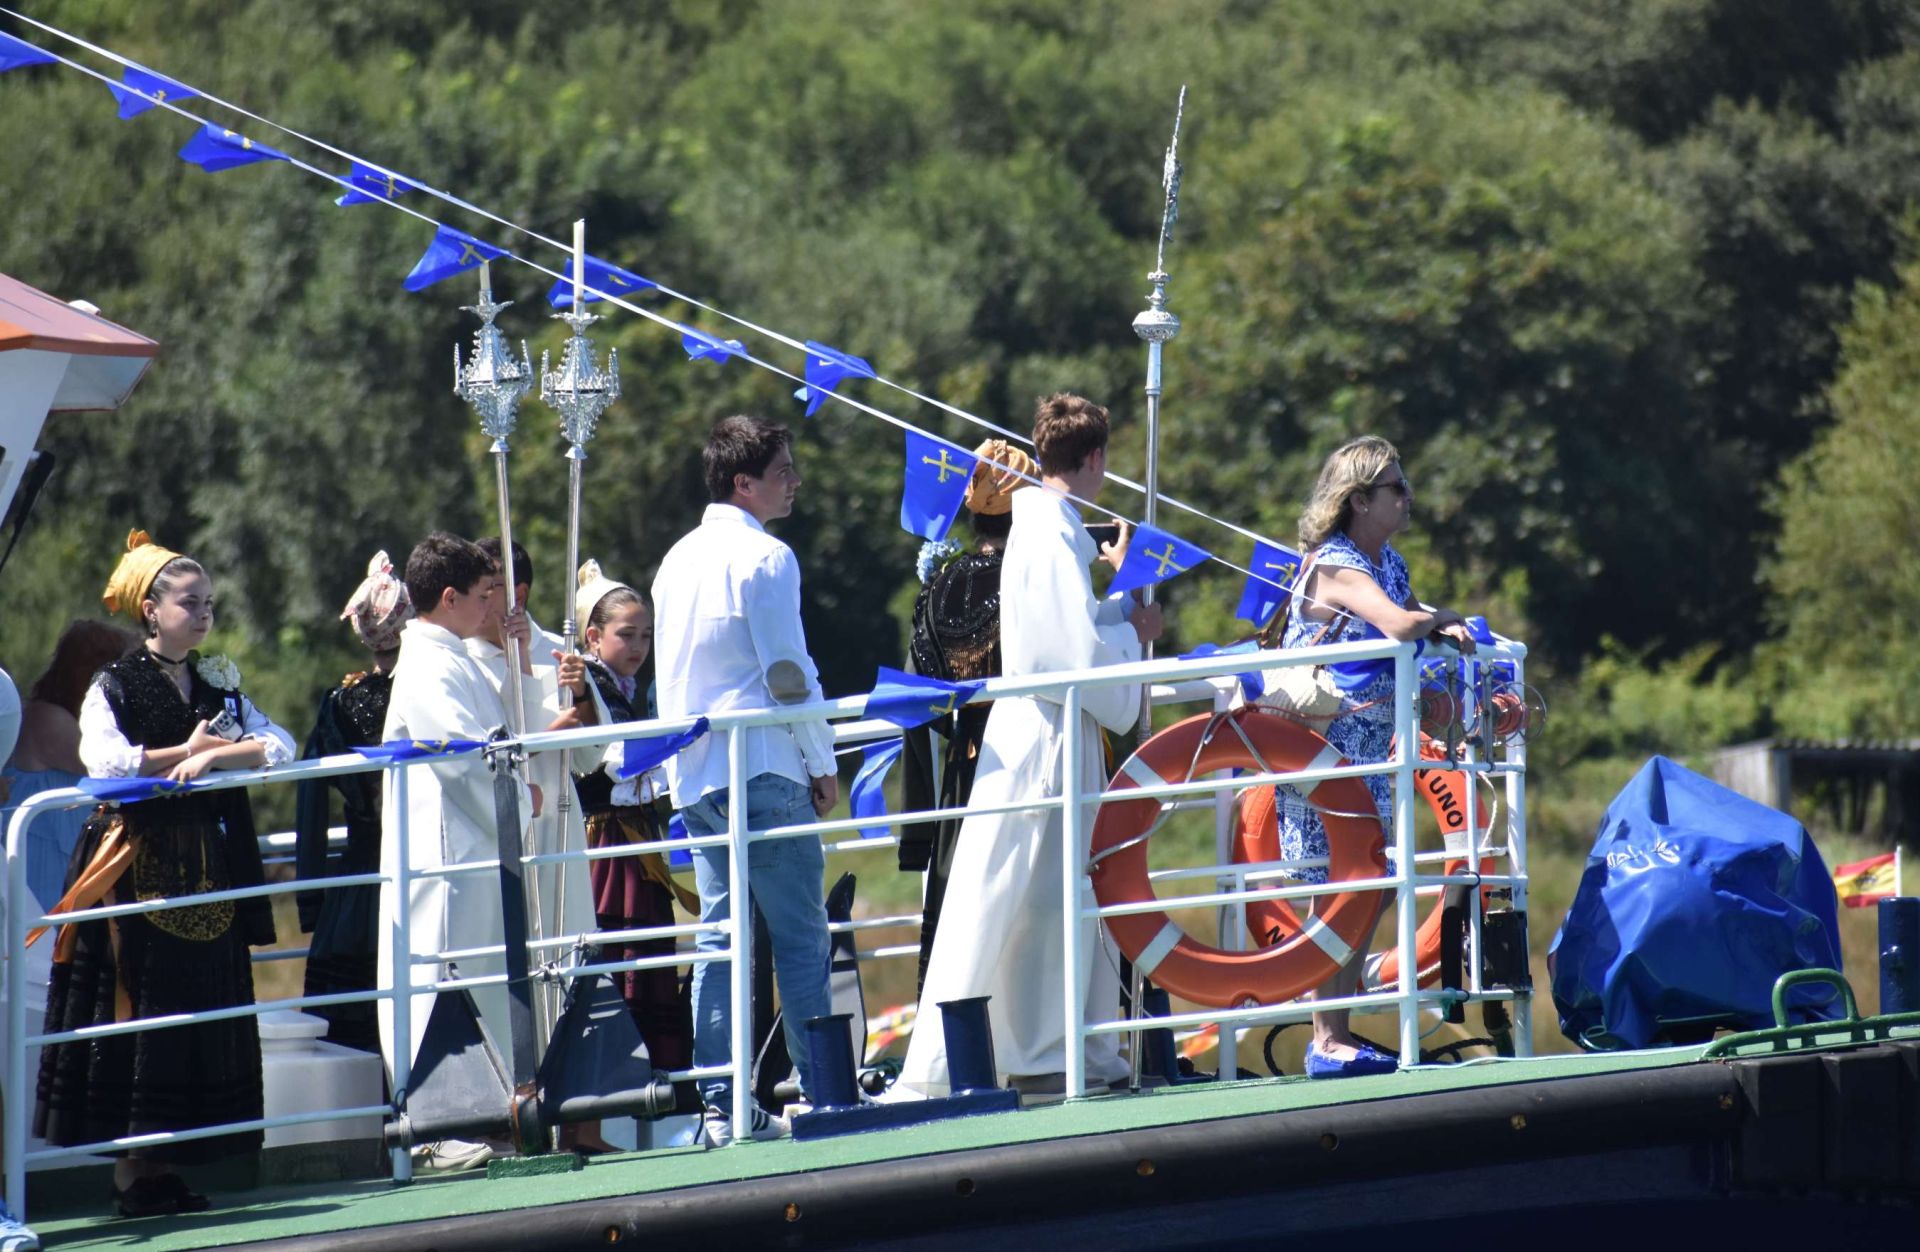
[2,631,1529,1221]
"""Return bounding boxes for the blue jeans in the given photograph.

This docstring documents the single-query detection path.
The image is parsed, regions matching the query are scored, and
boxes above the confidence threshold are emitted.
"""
[681,772,831,1109]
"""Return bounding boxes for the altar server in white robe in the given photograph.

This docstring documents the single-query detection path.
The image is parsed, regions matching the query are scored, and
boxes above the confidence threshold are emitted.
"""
[465,604,597,1046]
[377,533,546,1075]
[899,393,1163,1096]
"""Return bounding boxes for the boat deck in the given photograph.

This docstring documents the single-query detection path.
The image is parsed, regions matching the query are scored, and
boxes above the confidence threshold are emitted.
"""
[33,1044,1716,1249]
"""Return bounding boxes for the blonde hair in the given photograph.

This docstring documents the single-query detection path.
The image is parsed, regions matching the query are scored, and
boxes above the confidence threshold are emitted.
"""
[1298,435,1401,550]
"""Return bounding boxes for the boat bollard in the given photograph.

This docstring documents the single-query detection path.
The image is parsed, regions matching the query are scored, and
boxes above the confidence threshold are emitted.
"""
[802,1013,863,1112]
[940,996,1003,1094]
[1880,896,1919,1015]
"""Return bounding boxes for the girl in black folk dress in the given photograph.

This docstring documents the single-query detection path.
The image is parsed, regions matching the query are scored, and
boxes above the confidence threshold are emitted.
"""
[571,561,698,1070]
[34,531,294,1218]
[293,551,413,1053]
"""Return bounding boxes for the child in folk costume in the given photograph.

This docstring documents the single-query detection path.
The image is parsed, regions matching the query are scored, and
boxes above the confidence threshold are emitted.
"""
[571,561,697,1072]
[34,531,295,1217]
[292,551,413,1053]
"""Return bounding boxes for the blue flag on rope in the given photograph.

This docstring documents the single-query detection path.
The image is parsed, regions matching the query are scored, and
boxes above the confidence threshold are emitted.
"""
[178,123,290,173]
[849,737,904,837]
[679,324,746,363]
[0,32,53,74]
[335,161,420,207]
[863,666,984,730]
[78,775,203,803]
[1179,641,1266,705]
[1235,539,1305,626]
[356,738,486,762]
[1109,522,1212,597]
[899,431,978,541]
[666,811,691,869]
[794,340,876,418]
[545,255,656,308]
[618,717,710,781]
[403,225,506,292]
[108,66,198,118]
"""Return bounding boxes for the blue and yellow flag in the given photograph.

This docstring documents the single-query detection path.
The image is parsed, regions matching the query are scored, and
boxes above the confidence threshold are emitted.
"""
[78,775,201,803]
[335,161,419,207]
[1234,539,1303,626]
[795,340,876,418]
[0,32,53,75]
[899,431,978,541]
[618,717,710,781]
[356,738,485,762]
[108,66,198,118]
[545,255,656,308]
[403,225,506,292]
[1109,522,1211,597]
[848,737,904,837]
[679,324,745,363]
[863,666,984,730]
[179,123,289,172]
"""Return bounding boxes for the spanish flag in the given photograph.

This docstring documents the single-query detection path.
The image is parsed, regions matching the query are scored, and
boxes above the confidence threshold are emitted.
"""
[1834,851,1900,908]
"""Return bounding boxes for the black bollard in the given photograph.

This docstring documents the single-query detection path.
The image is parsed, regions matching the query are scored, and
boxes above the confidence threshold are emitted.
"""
[1880,897,1920,1015]
[802,1013,862,1112]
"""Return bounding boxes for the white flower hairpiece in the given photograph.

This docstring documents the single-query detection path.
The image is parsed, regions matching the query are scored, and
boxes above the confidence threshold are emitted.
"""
[195,653,242,691]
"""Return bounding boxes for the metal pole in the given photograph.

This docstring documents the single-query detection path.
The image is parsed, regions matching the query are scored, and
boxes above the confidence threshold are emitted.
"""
[5,802,39,1222]
[1394,643,1420,1066]
[1507,652,1533,1057]
[388,764,414,1183]
[1061,686,1087,1100]
[727,728,753,1143]
[490,448,528,737]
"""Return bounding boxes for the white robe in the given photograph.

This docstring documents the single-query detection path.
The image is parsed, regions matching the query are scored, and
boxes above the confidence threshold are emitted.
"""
[464,636,597,1043]
[899,488,1142,1094]
[376,618,542,1076]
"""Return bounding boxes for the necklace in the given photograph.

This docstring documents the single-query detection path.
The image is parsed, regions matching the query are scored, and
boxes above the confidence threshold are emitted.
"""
[147,647,190,667]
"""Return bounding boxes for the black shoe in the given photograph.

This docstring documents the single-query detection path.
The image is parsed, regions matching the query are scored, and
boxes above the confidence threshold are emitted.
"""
[112,1173,210,1219]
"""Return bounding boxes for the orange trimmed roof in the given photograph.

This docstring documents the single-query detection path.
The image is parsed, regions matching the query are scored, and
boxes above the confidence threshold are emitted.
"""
[0,271,158,411]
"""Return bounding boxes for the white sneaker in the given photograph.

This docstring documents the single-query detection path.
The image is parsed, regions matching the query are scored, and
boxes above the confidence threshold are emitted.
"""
[0,1199,38,1252]
[413,1138,496,1172]
[702,1103,788,1148]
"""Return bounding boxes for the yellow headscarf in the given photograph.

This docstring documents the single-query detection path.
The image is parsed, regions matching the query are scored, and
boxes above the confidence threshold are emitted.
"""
[101,529,184,622]
[962,439,1038,517]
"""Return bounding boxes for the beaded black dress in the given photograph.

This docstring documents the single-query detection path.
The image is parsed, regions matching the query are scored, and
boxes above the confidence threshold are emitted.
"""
[573,661,694,1070]
[293,670,391,1053]
[34,650,275,1163]
[900,549,1003,994]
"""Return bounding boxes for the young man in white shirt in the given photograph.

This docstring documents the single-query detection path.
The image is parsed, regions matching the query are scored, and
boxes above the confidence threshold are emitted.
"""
[652,416,840,1146]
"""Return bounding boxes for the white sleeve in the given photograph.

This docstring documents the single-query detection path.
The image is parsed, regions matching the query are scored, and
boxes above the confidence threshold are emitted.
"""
[746,550,837,778]
[238,694,296,766]
[78,680,144,778]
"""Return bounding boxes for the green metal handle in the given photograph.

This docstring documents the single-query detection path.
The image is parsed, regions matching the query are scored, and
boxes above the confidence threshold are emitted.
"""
[1771,968,1856,1029]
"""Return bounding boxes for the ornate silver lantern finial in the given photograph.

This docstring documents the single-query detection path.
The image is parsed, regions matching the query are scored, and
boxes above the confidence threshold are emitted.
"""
[1132,85,1186,347]
[539,306,621,449]
[454,267,535,443]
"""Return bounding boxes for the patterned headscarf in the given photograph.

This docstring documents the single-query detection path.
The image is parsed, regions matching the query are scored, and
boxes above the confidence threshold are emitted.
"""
[962,439,1037,516]
[101,529,184,622]
[340,550,414,652]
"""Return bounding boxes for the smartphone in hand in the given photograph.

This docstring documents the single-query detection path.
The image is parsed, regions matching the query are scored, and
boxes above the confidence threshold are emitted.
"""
[1085,523,1122,549]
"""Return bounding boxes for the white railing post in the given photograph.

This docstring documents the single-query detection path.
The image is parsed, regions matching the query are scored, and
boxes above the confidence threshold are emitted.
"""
[1507,653,1533,1057]
[1393,642,1420,1067]
[726,728,752,1143]
[1061,685,1086,1100]
[5,803,37,1222]
[388,762,413,1183]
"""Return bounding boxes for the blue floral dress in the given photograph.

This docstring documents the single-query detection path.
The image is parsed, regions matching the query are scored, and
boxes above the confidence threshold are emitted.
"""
[1274,530,1410,884]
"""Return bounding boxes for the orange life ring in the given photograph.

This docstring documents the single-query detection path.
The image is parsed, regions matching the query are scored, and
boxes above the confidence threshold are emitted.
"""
[1233,736,1492,988]
[1089,710,1387,1009]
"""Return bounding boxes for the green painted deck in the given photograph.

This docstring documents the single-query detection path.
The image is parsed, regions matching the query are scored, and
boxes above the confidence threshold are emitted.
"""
[31,1045,1714,1249]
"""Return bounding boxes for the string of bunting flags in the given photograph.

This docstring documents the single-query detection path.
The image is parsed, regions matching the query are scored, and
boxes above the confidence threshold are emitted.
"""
[0,14,1405,628]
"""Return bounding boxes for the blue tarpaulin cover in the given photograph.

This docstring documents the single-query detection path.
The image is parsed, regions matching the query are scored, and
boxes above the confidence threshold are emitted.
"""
[1548,755,1843,1050]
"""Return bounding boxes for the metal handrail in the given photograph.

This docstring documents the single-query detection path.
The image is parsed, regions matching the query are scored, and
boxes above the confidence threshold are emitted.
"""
[2,632,1530,1221]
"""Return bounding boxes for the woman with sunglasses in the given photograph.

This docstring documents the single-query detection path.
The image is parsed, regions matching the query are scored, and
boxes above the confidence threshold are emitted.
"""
[1259,435,1474,1078]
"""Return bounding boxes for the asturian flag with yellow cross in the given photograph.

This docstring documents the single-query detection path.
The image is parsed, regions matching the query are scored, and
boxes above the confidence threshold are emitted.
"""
[1109,521,1212,596]
[900,430,980,541]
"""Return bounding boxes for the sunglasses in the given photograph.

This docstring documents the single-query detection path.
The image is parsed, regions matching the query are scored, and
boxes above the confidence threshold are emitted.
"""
[1372,478,1412,498]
